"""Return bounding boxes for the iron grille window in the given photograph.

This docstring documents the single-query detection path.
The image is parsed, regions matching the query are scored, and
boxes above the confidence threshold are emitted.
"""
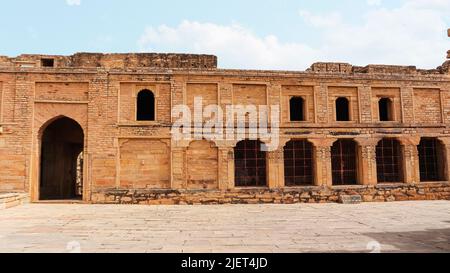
[331,139,357,185]
[234,140,267,187]
[418,138,442,182]
[376,139,402,183]
[284,140,314,186]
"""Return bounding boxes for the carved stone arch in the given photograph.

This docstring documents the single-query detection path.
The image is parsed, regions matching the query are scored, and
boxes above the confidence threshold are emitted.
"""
[186,139,219,190]
[187,138,218,149]
[38,115,85,139]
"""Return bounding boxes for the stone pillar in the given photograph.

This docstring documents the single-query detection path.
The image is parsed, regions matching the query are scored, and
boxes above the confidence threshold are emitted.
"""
[358,85,372,123]
[438,137,450,183]
[171,140,188,189]
[217,146,235,190]
[309,138,336,187]
[216,140,237,190]
[399,137,421,184]
[355,138,380,185]
[314,84,328,123]
[267,148,285,189]
[400,86,415,123]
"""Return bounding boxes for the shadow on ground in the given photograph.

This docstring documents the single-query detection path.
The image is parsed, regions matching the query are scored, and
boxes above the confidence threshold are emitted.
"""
[359,228,450,253]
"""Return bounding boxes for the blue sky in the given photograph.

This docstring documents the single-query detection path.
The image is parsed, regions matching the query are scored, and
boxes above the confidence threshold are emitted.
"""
[0,0,448,70]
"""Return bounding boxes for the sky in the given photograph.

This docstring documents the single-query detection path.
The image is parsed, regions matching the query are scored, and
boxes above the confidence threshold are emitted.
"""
[0,0,449,70]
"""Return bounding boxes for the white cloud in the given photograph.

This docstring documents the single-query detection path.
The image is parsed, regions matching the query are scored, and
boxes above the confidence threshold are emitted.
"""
[298,10,342,28]
[367,0,382,6]
[138,21,320,70]
[66,0,81,6]
[300,0,449,68]
[138,1,449,70]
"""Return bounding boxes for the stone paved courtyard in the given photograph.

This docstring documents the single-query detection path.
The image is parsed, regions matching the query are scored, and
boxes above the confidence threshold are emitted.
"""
[0,201,449,253]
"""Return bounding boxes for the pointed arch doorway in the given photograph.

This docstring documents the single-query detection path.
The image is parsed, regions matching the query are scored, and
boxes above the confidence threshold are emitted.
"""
[39,117,84,200]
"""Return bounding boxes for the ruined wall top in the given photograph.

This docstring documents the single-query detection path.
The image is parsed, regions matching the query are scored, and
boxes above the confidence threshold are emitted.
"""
[307,62,449,75]
[0,49,448,76]
[0,53,218,69]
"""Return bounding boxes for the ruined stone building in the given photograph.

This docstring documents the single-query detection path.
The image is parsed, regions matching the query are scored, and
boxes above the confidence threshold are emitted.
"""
[1,31,450,204]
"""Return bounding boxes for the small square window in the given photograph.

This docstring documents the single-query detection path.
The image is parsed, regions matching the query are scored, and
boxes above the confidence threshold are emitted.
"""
[41,58,55,68]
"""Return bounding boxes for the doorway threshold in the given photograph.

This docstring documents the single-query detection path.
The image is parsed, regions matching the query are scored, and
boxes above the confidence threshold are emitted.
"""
[34,199,85,204]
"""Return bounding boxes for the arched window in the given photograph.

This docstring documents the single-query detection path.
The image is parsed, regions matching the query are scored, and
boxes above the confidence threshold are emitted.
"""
[234,140,267,187]
[336,97,350,121]
[136,90,155,121]
[331,139,357,185]
[284,140,314,186]
[379,98,393,121]
[376,138,402,183]
[290,97,305,121]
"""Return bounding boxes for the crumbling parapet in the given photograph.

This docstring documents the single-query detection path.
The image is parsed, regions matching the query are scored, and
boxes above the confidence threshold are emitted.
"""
[447,28,450,59]
[0,53,218,70]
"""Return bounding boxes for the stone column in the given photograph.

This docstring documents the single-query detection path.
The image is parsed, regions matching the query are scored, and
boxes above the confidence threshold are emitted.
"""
[400,86,415,123]
[171,140,189,189]
[399,137,421,184]
[355,138,380,186]
[308,138,336,187]
[314,84,328,123]
[438,137,450,183]
[216,140,237,190]
[267,148,285,189]
[264,138,289,189]
[358,85,372,123]
[217,146,235,190]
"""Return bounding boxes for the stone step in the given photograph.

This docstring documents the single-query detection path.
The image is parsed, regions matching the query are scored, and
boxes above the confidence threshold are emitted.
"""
[0,193,29,210]
[338,194,362,204]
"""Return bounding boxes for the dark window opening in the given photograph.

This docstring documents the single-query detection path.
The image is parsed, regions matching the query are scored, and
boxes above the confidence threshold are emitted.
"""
[332,139,357,185]
[284,140,314,186]
[234,140,267,187]
[41,58,55,68]
[379,98,393,121]
[290,97,305,121]
[336,97,350,121]
[376,138,402,183]
[136,90,155,121]
[418,138,444,182]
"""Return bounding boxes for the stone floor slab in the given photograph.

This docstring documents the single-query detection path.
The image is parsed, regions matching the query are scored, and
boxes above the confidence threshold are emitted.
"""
[0,201,449,253]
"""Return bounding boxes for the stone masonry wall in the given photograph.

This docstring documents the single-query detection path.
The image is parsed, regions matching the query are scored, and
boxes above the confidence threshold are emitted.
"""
[91,182,450,205]
[1,51,450,205]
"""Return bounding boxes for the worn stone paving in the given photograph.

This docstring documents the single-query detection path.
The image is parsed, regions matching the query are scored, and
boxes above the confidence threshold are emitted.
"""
[0,201,449,253]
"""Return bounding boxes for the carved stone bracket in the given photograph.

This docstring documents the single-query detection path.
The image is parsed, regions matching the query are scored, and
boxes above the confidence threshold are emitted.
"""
[308,138,337,148]
[316,146,331,160]
[268,149,284,161]
[398,136,421,146]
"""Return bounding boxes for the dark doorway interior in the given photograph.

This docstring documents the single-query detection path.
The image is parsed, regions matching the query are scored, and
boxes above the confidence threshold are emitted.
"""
[40,117,84,200]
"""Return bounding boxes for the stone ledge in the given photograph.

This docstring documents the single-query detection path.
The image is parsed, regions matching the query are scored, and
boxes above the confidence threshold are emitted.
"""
[91,182,450,205]
[0,193,29,210]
